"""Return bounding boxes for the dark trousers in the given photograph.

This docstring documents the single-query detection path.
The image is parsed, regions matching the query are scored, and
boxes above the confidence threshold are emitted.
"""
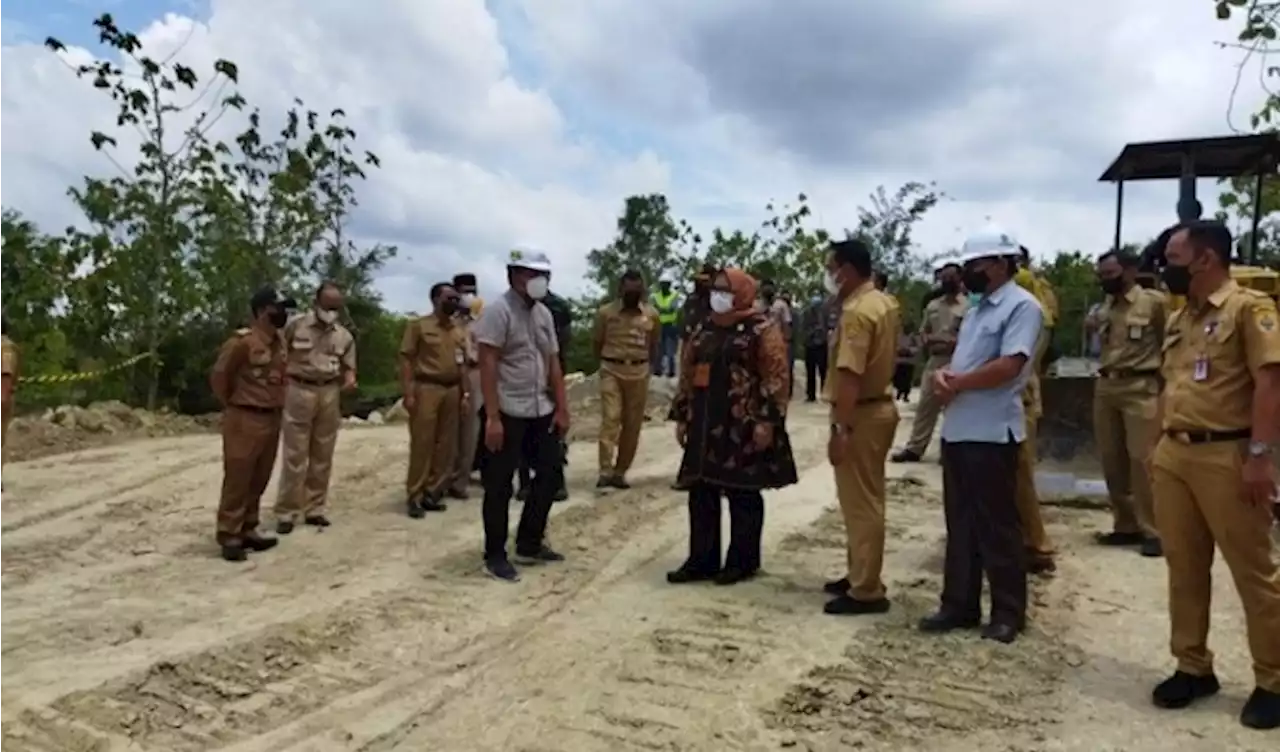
[804,344,828,401]
[684,483,765,573]
[892,362,914,401]
[655,325,679,377]
[482,413,560,560]
[940,440,1026,626]
[517,436,566,491]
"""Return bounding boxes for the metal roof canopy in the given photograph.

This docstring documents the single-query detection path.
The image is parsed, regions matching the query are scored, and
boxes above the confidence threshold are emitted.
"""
[1100,134,1280,266]
[1098,134,1280,182]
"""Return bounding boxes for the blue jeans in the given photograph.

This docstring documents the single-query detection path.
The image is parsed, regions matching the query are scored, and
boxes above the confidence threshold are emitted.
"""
[656,324,679,376]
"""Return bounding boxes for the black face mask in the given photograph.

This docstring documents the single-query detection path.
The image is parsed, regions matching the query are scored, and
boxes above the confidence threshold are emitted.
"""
[962,269,989,295]
[762,289,775,301]
[1099,277,1124,296]
[940,280,959,295]
[268,309,288,328]
[1162,265,1192,295]
[440,299,459,316]
[622,291,642,308]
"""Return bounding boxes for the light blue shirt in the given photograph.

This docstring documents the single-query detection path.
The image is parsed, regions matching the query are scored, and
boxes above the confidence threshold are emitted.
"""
[940,279,1043,444]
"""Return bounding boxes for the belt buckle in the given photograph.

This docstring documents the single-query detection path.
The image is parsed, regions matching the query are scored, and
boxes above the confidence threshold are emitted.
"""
[1173,431,1192,445]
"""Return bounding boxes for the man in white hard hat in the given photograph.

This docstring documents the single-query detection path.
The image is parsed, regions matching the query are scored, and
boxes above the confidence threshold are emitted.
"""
[917,225,1043,644]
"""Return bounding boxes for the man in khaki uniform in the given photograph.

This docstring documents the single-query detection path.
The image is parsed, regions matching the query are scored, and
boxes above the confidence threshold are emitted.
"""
[274,282,356,534]
[892,261,968,463]
[449,273,483,499]
[1088,249,1166,557]
[821,239,902,616]
[594,269,658,489]
[210,288,296,562]
[0,310,16,480]
[399,282,468,518]
[1012,257,1059,574]
[1148,221,1280,729]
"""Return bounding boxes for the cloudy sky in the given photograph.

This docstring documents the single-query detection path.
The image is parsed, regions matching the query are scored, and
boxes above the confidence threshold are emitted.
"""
[1,0,1268,312]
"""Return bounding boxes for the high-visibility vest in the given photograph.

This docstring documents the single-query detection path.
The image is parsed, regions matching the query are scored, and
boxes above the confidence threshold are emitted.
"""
[652,291,678,325]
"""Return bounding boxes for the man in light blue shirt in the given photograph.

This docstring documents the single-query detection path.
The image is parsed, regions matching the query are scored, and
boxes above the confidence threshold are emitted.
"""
[917,225,1044,645]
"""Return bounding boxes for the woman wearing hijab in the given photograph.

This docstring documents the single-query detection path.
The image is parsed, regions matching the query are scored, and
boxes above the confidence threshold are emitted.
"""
[667,268,798,585]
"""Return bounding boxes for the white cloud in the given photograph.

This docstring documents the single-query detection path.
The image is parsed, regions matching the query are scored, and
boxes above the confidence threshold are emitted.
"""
[1,0,1273,316]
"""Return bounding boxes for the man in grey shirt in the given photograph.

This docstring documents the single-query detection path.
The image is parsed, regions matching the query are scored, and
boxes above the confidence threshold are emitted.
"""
[473,249,571,582]
[917,226,1042,645]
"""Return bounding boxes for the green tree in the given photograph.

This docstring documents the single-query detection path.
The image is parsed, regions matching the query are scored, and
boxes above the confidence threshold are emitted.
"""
[586,194,695,293]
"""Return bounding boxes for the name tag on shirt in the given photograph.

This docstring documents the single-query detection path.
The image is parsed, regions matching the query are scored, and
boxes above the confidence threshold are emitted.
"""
[692,363,711,388]
[1128,325,1143,341]
[455,350,464,365]
[1193,355,1209,382]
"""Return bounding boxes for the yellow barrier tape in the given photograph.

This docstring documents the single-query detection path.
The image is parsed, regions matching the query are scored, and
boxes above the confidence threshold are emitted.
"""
[18,352,156,385]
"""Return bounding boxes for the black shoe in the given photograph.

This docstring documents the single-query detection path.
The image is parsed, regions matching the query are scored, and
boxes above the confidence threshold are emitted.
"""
[276,520,295,535]
[304,515,331,528]
[1240,687,1280,729]
[1027,554,1056,575]
[516,486,530,502]
[596,476,613,489]
[666,565,719,584]
[485,558,521,582]
[824,595,891,615]
[553,485,569,502]
[891,449,922,463]
[823,577,850,596]
[981,622,1021,644]
[609,476,631,490]
[420,495,448,512]
[918,611,981,633]
[1152,671,1221,709]
[1095,531,1145,546]
[406,498,425,519]
[446,488,469,500]
[515,544,565,564]
[221,545,247,562]
[671,479,690,491]
[714,567,757,586]
[1140,538,1164,558]
[243,535,278,552]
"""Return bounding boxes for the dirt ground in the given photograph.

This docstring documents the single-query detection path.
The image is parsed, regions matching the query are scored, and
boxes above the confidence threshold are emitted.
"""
[1,395,1276,752]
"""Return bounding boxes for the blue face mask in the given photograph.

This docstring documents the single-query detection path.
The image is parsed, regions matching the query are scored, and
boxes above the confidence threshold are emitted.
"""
[967,292,982,306]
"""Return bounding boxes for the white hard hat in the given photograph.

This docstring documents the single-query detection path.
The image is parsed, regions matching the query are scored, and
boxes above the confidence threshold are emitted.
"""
[506,248,552,273]
[958,224,1020,264]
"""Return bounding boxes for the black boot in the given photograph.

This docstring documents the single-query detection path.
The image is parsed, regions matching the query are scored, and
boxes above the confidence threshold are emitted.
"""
[1152,671,1221,709]
[1240,687,1280,729]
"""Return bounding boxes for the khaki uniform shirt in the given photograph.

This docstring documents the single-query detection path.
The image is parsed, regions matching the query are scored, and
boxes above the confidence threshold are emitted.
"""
[398,315,466,384]
[282,311,356,384]
[1161,280,1280,432]
[825,281,900,405]
[920,295,969,357]
[211,326,288,409]
[1099,285,1166,374]
[595,301,658,381]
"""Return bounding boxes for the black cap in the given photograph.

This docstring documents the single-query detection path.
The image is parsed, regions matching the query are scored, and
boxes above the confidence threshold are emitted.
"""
[453,273,477,287]
[250,287,297,312]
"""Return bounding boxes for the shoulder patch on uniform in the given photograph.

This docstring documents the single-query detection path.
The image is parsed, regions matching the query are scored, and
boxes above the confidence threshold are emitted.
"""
[1258,310,1277,333]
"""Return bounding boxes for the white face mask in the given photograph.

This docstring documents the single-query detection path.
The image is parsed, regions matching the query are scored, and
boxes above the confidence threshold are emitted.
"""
[709,291,735,314]
[316,308,338,324]
[824,271,841,295]
[525,276,549,300]
[459,293,476,309]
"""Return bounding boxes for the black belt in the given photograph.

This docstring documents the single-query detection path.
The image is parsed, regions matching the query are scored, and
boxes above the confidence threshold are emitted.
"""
[414,374,461,387]
[1099,368,1160,379]
[833,395,893,409]
[603,356,649,366]
[1164,428,1251,445]
[289,375,338,387]
[230,404,281,415]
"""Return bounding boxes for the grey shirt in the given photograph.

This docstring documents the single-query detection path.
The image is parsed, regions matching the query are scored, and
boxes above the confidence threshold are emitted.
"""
[472,289,560,419]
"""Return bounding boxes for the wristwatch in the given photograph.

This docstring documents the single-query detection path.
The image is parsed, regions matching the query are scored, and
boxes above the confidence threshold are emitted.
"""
[1248,440,1272,458]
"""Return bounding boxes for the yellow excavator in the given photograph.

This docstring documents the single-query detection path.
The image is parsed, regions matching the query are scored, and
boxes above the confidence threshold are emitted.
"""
[1039,134,1280,468]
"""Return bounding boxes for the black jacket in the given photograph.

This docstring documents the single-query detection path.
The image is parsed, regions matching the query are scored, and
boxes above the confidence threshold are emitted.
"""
[543,292,573,370]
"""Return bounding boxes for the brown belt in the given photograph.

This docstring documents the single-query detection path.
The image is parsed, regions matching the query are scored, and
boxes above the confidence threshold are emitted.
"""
[832,395,893,409]
[229,403,281,415]
[1099,368,1159,379]
[289,375,338,387]
[414,374,461,387]
[603,357,649,366]
[1164,428,1251,445]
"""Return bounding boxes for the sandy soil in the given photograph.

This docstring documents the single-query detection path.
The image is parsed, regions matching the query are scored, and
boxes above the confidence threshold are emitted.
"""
[1,396,1276,752]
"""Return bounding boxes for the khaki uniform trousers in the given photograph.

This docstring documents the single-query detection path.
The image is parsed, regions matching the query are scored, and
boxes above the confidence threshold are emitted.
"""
[599,371,649,477]
[450,400,481,494]
[274,382,342,522]
[904,355,949,456]
[217,406,282,545]
[406,381,461,500]
[1093,377,1160,538]
[833,400,900,601]
[1014,407,1054,558]
[1152,438,1280,692]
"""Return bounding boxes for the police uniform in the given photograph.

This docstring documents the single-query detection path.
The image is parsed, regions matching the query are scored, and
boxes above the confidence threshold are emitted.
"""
[899,293,969,458]
[1013,270,1058,569]
[274,310,356,530]
[399,312,467,515]
[595,299,658,486]
[1094,284,1166,546]
[210,322,288,558]
[1152,280,1280,719]
[824,280,901,612]
[2,334,17,453]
